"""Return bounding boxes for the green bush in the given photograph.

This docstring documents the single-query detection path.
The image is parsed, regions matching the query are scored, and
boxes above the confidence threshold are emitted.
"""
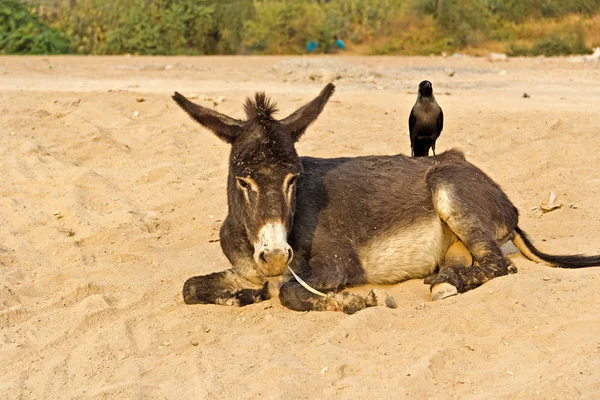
[52,0,253,55]
[103,0,215,55]
[0,0,70,54]
[206,0,255,54]
[509,25,590,56]
[323,0,404,44]
[488,0,600,20]
[54,0,217,55]
[4,0,600,55]
[243,0,324,54]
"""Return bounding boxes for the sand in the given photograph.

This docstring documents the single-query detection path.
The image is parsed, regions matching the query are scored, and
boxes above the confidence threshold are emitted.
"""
[0,55,599,399]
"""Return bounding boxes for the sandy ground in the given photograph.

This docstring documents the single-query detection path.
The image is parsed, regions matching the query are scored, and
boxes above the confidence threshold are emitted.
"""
[0,55,599,399]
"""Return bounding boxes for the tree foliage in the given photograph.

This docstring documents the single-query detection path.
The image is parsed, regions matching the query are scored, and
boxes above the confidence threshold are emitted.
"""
[0,0,70,54]
[2,0,600,55]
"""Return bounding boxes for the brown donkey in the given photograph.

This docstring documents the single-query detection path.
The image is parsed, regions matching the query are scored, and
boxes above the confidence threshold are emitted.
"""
[172,84,600,314]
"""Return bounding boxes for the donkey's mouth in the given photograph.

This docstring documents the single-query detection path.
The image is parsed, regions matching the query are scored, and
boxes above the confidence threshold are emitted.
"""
[256,247,294,276]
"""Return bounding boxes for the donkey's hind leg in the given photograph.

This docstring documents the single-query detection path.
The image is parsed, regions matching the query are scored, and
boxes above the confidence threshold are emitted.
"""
[444,240,473,268]
[430,240,474,301]
[425,165,519,297]
[425,209,515,295]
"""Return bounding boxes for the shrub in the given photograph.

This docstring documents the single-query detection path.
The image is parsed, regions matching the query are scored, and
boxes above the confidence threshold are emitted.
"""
[4,0,600,55]
[0,0,70,54]
[54,0,217,55]
[508,23,590,56]
[243,0,324,54]
[103,0,215,55]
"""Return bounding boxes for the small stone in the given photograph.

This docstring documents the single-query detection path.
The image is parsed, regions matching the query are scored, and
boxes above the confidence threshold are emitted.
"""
[540,202,562,213]
[190,340,199,346]
[489,53,508,62]
[133,111,139,117]
[540,191,562,213]
[136,97,145,103]
[213,96,226,106]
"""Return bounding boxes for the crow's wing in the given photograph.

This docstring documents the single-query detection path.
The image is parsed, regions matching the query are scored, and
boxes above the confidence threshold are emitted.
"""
[409,108,416,142]
[437,108,444,136]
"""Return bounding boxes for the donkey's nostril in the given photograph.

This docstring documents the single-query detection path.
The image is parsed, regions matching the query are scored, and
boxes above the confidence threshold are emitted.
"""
[259,247,293,271]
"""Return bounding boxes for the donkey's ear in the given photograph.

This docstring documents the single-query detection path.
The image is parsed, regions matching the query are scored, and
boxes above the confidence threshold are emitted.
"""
[280,83,335,142]
[172,92,243,144]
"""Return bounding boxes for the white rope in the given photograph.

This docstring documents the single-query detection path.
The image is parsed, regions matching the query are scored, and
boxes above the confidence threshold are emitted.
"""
[287,266,327,297]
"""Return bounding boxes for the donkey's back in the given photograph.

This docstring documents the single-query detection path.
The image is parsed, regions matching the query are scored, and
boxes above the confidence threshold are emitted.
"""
[291,149,512,285]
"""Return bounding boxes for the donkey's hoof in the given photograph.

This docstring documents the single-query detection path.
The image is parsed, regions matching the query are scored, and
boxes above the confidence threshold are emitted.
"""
[322,292,343,312]
[431,283,458,301]
[336,292,367,315]
[365,288,397,309]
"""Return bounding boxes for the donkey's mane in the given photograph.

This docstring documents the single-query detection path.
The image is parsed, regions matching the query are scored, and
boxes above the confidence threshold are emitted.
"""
[243,92,279,120]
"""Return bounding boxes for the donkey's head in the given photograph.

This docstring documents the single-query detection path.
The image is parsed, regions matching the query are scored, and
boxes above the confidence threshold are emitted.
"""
[172,84,335,277]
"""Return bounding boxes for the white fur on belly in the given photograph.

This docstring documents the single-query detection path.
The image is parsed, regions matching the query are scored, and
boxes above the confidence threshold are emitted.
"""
[359,217,455,284]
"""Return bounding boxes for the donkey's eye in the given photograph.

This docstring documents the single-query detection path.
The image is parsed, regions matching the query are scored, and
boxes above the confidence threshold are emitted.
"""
[237,178,253,191]
[287,176,297,190]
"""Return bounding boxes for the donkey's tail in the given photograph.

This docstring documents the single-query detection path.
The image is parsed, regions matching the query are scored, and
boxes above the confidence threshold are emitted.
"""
[511,227,600,268]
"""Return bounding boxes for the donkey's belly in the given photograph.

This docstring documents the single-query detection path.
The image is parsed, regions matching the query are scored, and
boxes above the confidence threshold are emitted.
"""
[358,216,456,284]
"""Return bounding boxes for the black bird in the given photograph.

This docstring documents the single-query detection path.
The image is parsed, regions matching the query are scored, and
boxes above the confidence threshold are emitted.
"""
[409,80,443,158]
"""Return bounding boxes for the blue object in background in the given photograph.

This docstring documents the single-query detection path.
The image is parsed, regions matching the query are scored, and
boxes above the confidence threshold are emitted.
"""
[335,38,345,50]
[306,41,319,53]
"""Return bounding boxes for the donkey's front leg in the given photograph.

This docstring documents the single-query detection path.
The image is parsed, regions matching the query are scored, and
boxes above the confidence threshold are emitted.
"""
[183,269,270,307]
[279,245,396,314]
[280,282,396,314]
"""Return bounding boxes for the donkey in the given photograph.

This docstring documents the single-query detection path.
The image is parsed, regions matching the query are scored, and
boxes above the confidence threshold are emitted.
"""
[172,84,600,314]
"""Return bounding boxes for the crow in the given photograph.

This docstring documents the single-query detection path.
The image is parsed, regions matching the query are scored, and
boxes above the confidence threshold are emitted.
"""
[409,80,443,158]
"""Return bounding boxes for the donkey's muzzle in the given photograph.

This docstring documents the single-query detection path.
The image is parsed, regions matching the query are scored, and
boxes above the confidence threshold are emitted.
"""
[259,248,293,272]
[254,222,293,276]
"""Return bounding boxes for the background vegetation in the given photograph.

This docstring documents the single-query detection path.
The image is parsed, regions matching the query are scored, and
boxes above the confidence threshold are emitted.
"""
[2,0,599,55]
